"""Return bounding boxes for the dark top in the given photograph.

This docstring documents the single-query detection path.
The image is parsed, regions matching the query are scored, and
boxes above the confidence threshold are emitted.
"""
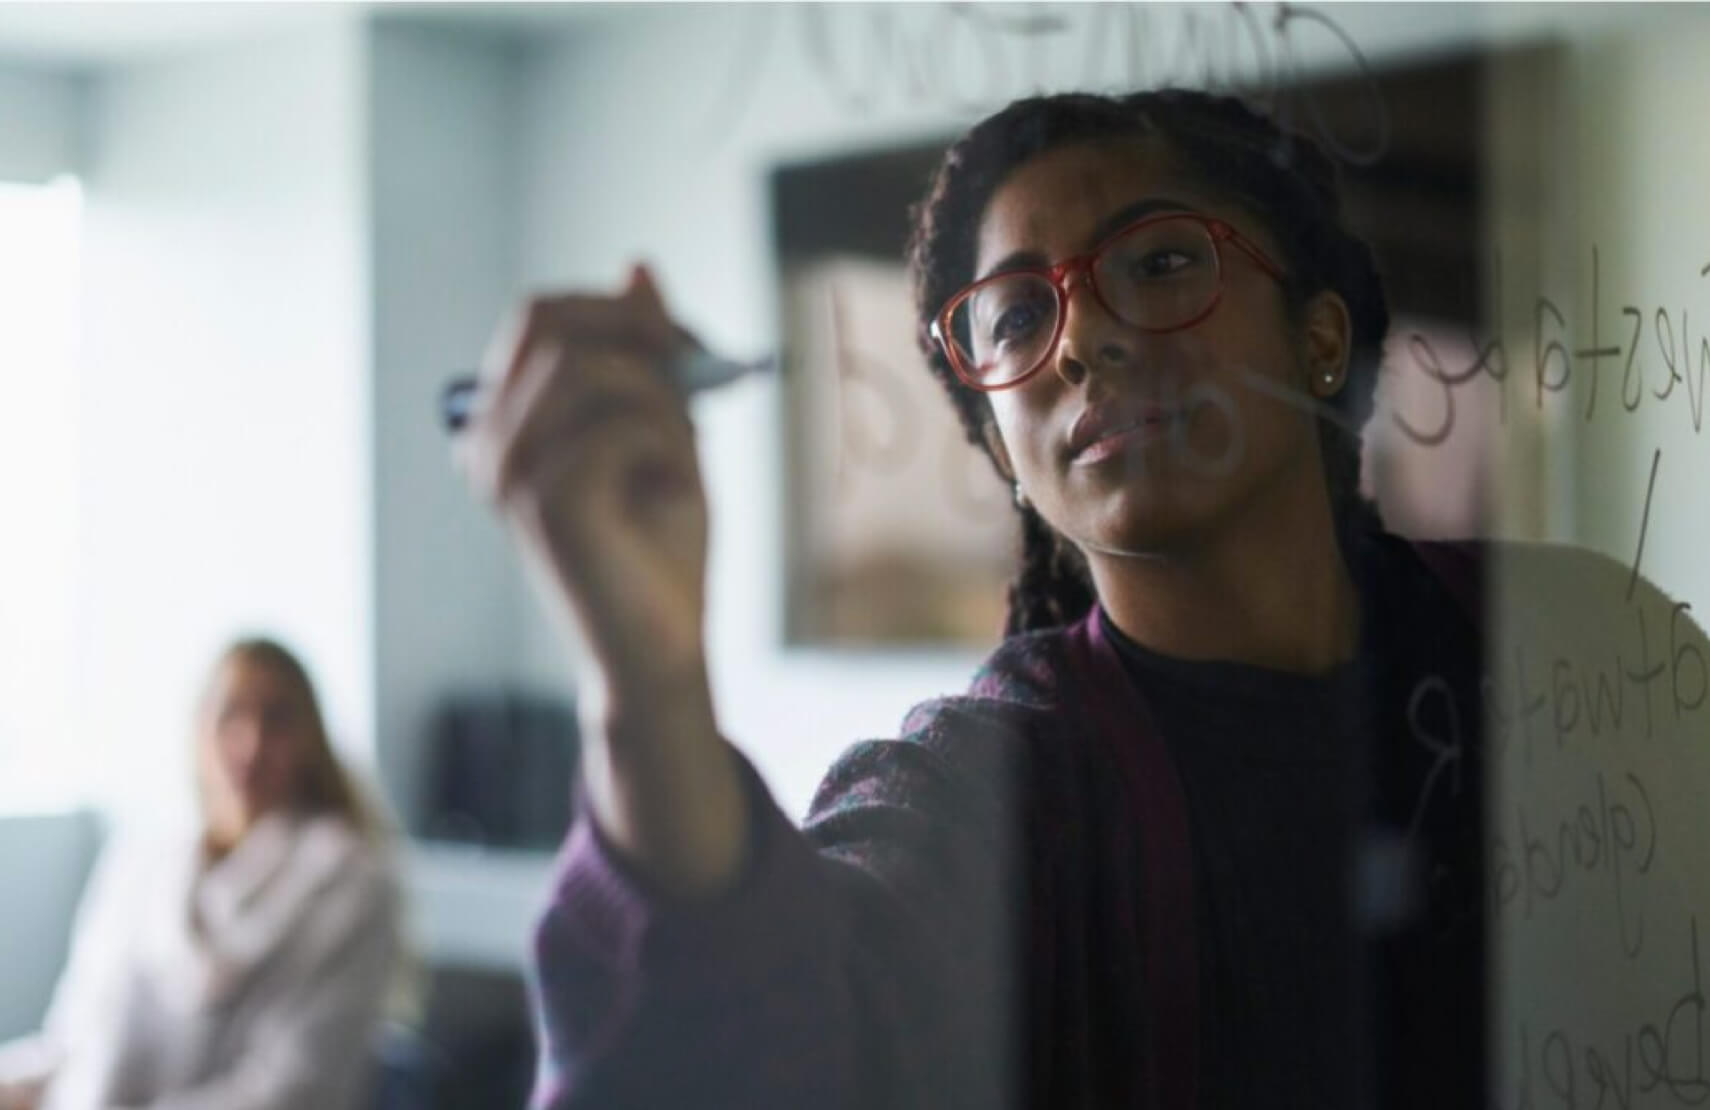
[528,534,1486,1109]
[1103,609,1367,1107]
[1102,530,1486,1107]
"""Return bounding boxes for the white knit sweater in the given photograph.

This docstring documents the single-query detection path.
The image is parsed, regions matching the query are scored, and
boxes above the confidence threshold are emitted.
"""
[0,812,400,1110]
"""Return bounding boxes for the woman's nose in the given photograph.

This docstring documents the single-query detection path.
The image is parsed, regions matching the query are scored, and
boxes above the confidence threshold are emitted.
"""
[1049,276,1136,386]
[225,722,262,764]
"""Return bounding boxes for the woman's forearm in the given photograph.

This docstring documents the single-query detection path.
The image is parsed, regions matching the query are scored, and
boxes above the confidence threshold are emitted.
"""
[579,665,750,900]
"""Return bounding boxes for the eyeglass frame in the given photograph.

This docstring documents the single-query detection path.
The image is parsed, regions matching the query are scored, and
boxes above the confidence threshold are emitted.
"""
[929,210,1289,393]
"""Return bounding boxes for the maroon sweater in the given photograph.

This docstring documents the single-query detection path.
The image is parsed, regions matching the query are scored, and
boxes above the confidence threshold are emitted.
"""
[529,536,1486,1108]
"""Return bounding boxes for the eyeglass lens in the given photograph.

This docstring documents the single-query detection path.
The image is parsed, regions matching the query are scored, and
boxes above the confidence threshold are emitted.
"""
[948,218,1222,388]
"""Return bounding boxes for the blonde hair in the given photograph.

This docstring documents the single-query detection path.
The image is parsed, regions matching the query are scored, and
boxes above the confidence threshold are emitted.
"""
[196,637,386,844]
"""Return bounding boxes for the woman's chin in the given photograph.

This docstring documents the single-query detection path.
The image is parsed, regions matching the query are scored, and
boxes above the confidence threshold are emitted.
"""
[1070,483,1223,558]
[214,794,276,835]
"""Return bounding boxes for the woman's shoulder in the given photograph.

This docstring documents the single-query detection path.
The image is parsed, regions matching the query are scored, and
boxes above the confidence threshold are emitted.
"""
[295,810,378,859]
[289,814,401,914]
[809,625,1083,818]
[897,622,1082,743]
[965,623,1082,707]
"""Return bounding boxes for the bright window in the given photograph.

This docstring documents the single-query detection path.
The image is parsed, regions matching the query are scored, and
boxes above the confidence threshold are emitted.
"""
[0,177,83,810]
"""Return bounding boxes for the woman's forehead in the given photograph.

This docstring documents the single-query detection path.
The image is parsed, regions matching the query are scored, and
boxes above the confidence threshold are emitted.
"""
[212,658,293,705]
[974,139,1234,272]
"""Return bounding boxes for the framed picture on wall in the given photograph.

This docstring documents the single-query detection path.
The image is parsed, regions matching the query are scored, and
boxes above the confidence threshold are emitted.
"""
[774,142,1015,649]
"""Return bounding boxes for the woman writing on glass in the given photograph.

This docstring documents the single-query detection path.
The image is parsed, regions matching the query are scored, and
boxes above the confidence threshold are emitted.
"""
[458,89,1486,1107]
[0,639,403,1110]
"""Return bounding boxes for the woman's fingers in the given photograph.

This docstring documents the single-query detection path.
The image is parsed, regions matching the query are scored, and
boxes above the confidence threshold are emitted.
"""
[487,343,710,689]
[479,265,679,397]
[455,265,713,692]
[494,347,692,515]
[460,270,688,507]
[462,338,685,505]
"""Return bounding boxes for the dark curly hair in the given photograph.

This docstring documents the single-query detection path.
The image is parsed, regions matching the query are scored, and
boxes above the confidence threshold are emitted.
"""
[905,88,1391,637]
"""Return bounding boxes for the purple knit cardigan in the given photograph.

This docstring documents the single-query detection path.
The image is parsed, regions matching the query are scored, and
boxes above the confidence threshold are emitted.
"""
[528,541,1482,1110]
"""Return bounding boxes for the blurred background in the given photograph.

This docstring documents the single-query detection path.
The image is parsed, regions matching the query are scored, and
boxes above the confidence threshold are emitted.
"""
[2,2,1708,1105]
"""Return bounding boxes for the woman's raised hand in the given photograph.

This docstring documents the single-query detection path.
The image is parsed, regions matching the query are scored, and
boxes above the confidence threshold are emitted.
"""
[461,264,707,708]
[458,264,745,896]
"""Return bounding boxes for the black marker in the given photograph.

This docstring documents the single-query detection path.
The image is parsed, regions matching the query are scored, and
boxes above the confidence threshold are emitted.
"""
[440,349,772,433]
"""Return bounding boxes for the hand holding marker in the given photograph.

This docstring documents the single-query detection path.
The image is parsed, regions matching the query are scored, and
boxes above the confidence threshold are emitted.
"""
[447,263,769,903]
[441,346,771,433]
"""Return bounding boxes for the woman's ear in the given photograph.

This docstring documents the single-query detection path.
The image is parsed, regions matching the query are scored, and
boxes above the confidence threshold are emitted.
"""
[1303,290,1353,399]
[980,417,1017,483]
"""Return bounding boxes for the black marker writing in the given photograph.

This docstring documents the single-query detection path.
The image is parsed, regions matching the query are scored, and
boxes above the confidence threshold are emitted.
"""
[1509,917,1710,1109]
[1577,247,1623,421]
[1492,771,1656,957]
[1673,603,1709,721]
[697,3,1389,165]
[1622,306,1645,414]
[1628,449,1662,603]
[1405,674,1465,843]
[1394,249,1710,445]
[1488,601,1705,762]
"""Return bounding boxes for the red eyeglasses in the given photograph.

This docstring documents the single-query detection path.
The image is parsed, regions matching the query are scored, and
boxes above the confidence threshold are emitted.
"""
[930,211,1287,392]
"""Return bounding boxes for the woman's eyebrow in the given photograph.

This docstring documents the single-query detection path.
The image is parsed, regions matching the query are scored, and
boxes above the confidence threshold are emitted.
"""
[1085,197,1194,248]
[977,247,1049,282]
[976,197,1196,282]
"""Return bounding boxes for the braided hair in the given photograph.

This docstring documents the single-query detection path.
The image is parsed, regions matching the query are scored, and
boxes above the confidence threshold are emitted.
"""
[905,89,1391,637]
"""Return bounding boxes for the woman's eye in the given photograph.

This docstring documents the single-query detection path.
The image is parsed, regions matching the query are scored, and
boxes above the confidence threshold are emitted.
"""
[990,303,1043,344]
[1134,249,1194,278]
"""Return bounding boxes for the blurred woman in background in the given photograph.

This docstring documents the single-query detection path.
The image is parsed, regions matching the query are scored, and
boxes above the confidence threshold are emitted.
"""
[0,638,402,1110]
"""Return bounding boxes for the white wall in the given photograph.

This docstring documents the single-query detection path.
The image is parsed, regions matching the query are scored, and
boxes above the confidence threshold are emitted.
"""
[367,22,532,828]
[74,22,373,820]
[0,62,83,183]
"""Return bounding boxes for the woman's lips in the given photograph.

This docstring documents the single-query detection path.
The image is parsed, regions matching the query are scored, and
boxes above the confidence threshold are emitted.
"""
[1069,410,1180,466]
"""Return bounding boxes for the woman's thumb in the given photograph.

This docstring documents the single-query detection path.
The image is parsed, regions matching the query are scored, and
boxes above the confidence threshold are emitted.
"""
[622,263,676,344]
[624,262,663,307]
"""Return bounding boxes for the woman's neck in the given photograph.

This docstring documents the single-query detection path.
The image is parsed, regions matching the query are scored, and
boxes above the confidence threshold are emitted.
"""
[203,807,264,863]
[1087,484,1362,675]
